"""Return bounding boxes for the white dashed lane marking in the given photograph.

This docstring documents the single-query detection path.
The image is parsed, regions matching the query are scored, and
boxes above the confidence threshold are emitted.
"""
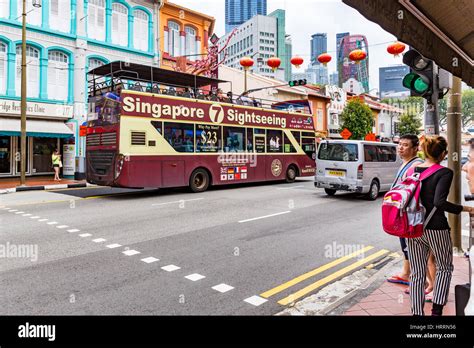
[14,211,25,214]
[22,214,32,217]
[141,257,159,264]
[243,296,268,307]
[151,198,204,206]
[185,273,206,281]
[122,249,141,256]
[92,238,107,243]
[106,244,122,249]
[238,211,291,223]
[79,233,92,237]
[56,225,69,229]
[30,216,40,219]
[67,229,80,233]
[161,265,180,272]
[38,219,48,222]
[212,284,234,293]
[47,221,58,225]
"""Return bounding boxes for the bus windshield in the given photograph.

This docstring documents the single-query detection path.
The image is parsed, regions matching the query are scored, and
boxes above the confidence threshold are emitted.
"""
[88,92,121,126]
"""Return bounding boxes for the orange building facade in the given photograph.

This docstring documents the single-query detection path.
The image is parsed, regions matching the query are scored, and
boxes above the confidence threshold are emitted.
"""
[159,0,215,73]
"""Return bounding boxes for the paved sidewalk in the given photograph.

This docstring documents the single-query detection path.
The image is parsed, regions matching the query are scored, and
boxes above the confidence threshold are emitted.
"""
[343,254,470,315]
[0,176,87,192]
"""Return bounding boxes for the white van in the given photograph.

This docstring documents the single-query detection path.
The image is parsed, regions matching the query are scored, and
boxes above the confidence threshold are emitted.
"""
[314,140,401,200]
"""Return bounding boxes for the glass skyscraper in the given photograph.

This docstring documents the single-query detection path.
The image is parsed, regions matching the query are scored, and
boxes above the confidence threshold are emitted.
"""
[310,33,327,65]
[225,0,267,33]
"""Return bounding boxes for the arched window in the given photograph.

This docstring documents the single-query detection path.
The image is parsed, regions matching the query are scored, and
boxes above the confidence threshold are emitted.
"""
[48,51,69,101]
[168,21,180,57]
[185,26,197,61]
[16,45,40,98]
[88,0,105,41]
[0,43,6,95]
[112,3,128,46]
[89,58,106,71]
[50,0,71,33]
[17,0,42,26]
[0,0,9,19]
[133,9,148,51]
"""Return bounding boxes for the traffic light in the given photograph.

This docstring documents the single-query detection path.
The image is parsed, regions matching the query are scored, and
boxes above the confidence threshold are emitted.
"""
[288,79,307,87]
[402,49,437,102]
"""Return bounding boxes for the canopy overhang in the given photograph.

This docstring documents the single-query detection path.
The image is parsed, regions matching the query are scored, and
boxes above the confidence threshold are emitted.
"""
[0,118,74,138]
[342,0,473,87]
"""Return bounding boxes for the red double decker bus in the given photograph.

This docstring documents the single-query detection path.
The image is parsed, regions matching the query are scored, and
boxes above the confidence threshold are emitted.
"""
[86,61,316,192]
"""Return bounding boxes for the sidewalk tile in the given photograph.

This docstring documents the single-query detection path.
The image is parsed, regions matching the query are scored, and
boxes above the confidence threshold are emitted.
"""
[365,307,392,315]
[344,310,369,316]
[359,293,392,303]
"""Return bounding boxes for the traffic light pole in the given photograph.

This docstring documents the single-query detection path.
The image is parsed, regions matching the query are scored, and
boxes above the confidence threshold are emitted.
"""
[447,76,463,253]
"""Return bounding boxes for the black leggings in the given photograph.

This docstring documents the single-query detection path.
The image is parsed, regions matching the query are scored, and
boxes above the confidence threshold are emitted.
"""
[399,237,409,260]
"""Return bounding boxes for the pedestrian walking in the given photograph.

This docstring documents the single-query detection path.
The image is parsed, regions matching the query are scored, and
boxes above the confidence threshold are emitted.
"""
[51,148,62,181]
[407,135,474,316]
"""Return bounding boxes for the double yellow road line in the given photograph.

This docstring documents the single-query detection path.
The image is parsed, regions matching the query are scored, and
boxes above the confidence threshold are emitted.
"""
[259,246,390,306]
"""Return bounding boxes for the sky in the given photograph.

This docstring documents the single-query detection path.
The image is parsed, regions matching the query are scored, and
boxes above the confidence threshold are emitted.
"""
[172,0,405,93]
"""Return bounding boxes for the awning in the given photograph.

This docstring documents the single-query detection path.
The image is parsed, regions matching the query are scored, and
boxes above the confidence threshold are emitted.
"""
[342,0,474,87]
[0,118,74,138]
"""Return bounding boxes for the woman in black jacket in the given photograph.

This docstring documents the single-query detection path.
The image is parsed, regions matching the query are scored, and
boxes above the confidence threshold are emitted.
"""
[408,136,474,316]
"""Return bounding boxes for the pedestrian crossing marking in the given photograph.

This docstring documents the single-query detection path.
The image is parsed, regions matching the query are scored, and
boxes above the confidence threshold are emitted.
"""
[260,245,374,299]
[277,249,390,306]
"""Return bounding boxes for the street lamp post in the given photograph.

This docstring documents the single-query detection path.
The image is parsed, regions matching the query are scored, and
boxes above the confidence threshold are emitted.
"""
[19,0,41,186]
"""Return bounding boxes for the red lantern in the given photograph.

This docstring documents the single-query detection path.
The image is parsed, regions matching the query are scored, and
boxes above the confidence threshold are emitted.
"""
[267,56,281,71]
[387,41,406,57]
[290,56,304,69]
[349,49,367,64]
[317,53,332,66]
[239,57,254,70]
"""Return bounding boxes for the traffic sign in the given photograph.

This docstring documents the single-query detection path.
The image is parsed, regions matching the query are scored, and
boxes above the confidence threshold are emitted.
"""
[340,128,352,140]
[365,132,376,141]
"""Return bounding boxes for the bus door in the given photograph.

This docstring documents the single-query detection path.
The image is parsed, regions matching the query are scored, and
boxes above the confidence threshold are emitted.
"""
[253,129,266,181]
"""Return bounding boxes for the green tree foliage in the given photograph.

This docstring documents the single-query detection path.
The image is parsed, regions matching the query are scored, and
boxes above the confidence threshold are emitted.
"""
[398,113,422,135]
[340,99,374,140]
[438,90,474,128]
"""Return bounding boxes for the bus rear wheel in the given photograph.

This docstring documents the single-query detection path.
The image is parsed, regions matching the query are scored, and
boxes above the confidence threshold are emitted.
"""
[285,166,297,183]
[189,169,210,193]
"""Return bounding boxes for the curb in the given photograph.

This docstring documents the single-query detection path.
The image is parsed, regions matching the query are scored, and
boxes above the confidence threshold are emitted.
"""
[0,182,95,194]
[319,256,402,315]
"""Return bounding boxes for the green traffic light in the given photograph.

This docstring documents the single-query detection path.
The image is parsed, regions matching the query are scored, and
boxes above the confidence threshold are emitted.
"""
[289,80,295,87]
[403,72,430,94]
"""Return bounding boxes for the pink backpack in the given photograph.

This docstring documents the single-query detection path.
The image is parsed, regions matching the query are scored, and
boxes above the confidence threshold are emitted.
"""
[382,164,443,238]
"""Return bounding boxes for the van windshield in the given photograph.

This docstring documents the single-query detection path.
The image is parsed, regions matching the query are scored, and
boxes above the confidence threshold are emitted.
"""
[318,143,358,162]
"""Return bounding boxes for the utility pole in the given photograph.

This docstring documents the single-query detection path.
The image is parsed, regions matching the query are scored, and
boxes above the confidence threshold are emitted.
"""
[448,76,463,252]
[20,0,27,186]
[423,64,439,136]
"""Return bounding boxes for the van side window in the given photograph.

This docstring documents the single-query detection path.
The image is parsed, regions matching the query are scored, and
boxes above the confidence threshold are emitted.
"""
[364,145,378,162]
[376,145,397,162]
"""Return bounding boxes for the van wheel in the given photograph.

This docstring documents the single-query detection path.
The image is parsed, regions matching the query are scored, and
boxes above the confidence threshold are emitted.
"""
[285,166,297,183]
[324,188,337,196]
[189,169,210,193]
[366,180,379,200]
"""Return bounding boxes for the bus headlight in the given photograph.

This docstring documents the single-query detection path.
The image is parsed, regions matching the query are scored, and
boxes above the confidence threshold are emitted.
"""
[115,154,124,179]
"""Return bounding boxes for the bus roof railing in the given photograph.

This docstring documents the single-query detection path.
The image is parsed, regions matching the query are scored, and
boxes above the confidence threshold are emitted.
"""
[87,61,227,89]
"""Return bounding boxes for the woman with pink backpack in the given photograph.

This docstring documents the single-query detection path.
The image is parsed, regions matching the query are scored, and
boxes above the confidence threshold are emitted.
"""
[407,136,474,316]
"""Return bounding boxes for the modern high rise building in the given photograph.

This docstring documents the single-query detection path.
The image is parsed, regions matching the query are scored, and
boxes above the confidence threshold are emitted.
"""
[269,9,291,81]
[336,32,349,86]
[337,34,369,93]
[218,15,285,80]
[225,0,267,34]
[379,65,410,99]
[329,72,339,86]
[310,33,327,65]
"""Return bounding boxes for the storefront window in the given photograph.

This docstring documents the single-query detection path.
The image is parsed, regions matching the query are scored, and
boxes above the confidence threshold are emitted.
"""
[33,138,57,173]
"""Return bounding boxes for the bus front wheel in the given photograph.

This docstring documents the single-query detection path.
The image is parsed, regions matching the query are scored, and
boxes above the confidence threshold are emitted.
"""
[285,166,297,183]
[189,169,210,193]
